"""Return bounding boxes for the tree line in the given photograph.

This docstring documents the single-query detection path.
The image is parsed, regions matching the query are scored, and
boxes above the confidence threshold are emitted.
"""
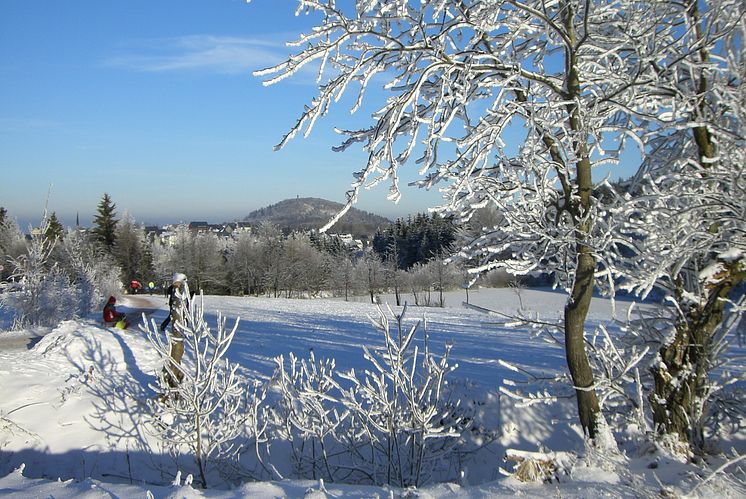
[0,195,469,324]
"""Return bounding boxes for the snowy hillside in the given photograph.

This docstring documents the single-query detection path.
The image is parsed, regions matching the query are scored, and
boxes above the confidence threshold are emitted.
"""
[0,288,744,498]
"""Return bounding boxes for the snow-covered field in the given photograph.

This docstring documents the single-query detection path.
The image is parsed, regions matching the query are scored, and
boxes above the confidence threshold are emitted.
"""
[0,288,743,498]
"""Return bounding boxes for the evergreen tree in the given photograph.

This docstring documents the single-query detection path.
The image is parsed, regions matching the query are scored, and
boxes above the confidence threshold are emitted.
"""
[91,193,118,251]
[45,212,64,241]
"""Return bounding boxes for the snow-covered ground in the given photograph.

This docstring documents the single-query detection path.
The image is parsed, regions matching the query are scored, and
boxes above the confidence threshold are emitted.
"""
[0,288,743,497]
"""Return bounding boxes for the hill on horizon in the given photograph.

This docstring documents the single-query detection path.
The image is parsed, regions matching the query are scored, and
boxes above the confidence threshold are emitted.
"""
[243,197,391,238]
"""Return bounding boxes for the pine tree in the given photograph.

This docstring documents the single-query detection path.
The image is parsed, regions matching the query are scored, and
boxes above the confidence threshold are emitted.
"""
[91,193,118,251]
[45,212,64,241]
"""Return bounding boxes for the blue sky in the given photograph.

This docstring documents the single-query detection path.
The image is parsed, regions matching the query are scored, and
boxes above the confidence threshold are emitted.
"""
[0,0,441,229]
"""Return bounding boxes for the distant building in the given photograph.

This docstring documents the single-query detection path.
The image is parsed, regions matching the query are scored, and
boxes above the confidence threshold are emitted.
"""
[327,233,364,251]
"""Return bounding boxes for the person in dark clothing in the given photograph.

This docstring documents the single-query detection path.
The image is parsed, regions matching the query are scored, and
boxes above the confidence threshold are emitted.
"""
[160,273,191,332]
[103,296,129,328]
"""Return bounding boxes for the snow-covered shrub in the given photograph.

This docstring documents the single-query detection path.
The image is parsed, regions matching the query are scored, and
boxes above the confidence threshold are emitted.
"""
[585,322,650,437]
[144,291,253,488]
[337,305,471,487]
[271,351,345,481]
[270,304,472,487]
[2,214,122,328]
[4,216,81,328]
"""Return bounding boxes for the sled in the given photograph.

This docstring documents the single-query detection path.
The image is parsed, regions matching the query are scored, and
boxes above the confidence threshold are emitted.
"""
[104,318,131,330]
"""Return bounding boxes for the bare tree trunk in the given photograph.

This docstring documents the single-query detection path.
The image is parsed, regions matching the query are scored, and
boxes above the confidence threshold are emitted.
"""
[565,251,601,438]
[561,0,602,439]
[164,330,185,389]
[651,264,744,447]
[163,287,187,389]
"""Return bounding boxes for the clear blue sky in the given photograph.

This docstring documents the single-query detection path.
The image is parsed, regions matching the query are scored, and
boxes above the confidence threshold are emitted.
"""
[0,0,441,229]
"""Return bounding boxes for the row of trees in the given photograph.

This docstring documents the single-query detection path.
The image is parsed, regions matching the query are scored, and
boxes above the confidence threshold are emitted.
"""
[152,223,463,305]
[255,0,745,452]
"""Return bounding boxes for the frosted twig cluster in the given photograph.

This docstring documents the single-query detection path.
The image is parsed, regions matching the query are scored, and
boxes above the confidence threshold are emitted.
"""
[270,304,473,487]
[144,290,256,488]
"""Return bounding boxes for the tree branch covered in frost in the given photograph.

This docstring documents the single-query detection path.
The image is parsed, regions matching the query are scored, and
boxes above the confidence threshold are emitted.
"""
[143,292,255,488]
[255,0,665,283]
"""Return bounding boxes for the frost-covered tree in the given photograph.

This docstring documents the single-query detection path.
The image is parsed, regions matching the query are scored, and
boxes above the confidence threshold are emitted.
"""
[254,0,732,440]
[155,224,192,285]
[327,252,355,301]
[113,213,152,285]
[57,230,122,317]
[256,222,285,297]
[155,225,225,295]
[427,254,461,308]
[281,232,329,297]
[91,193,118,251]
[6,213,76,327]
[355,252,384,304]
[610,0,745,449]
[225,231,262,295]
[191,233,228,295]
[0,214,26,282]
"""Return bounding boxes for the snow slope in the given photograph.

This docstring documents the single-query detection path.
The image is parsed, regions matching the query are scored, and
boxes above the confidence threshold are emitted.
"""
[0,288,743,497]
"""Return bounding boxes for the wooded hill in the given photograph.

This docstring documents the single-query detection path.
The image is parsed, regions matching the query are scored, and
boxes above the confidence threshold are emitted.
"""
[242,197,390,238]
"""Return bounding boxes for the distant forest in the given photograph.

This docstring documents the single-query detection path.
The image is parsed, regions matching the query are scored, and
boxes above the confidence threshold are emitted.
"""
[372,213,457,270]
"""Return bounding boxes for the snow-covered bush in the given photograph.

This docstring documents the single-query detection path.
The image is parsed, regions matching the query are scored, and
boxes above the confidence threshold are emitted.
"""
[337,305,471,487]
[144,291,253,488]
[4,215,83,328]
[271,351,345,481]
[5,227,122,328]
[270,305,472,487]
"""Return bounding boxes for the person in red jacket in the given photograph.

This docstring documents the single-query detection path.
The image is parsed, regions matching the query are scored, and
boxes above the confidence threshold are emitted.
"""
[103,296,128,328]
